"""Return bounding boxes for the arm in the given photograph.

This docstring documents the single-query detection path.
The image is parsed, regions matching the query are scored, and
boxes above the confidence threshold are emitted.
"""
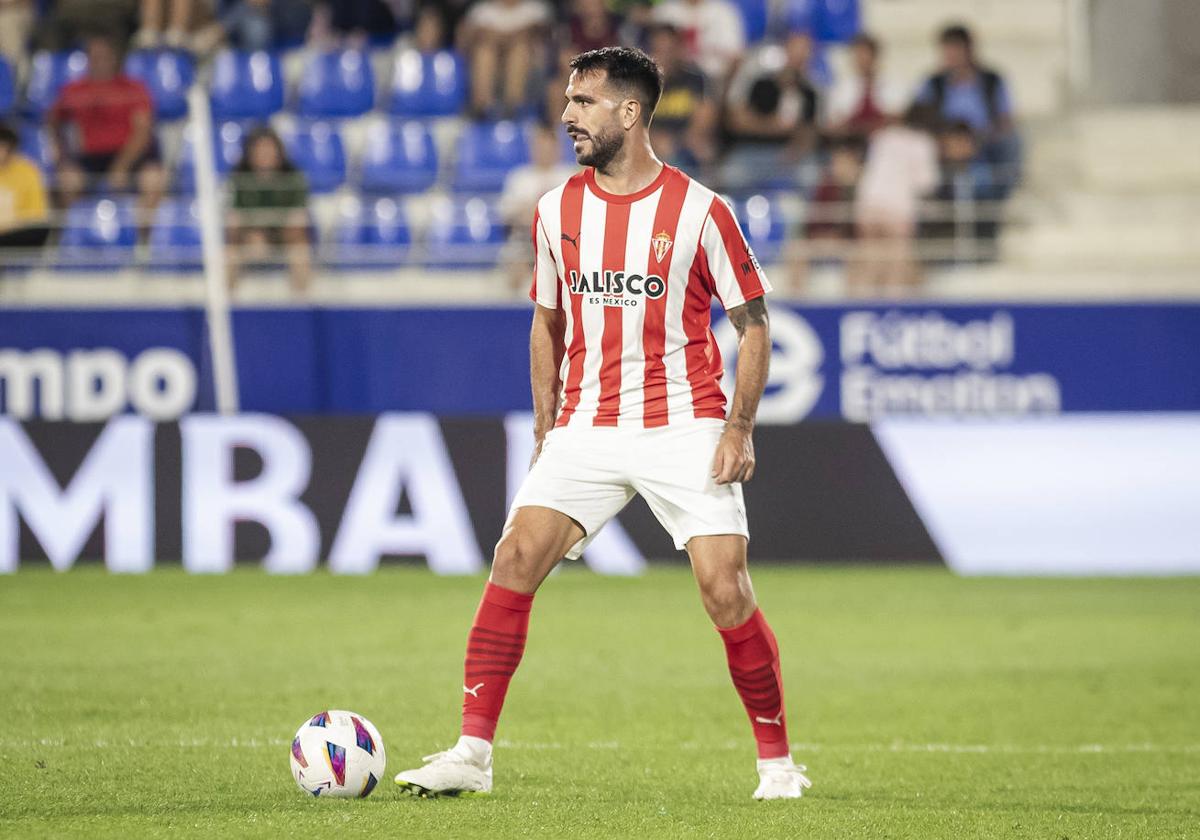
[107,108,153,184]
[529,303,566,465]
[712,296,770,484]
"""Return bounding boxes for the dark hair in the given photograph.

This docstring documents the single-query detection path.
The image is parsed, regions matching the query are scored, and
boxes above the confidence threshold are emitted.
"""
[234,126,299,174]
[0,121,17,150]
[569,47,663,126]
[939,24,974,50]
[852,33,879,56]
[902,102,940,132]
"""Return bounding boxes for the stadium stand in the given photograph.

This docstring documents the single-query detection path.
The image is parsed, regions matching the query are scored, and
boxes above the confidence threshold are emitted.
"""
[295,49,375,119]
[209,49,284,119]
[124,49,195,121]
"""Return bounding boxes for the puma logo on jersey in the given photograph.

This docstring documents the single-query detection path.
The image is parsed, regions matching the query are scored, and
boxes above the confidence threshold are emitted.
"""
[755,711,783,726]
[561,232,579,248]
[463,682,485,698]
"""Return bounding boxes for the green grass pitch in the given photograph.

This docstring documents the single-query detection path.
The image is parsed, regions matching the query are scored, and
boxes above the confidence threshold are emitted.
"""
[2,566,1198,839]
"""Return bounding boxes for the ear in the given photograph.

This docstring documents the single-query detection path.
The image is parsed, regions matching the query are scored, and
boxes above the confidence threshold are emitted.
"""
[622,98,641,131]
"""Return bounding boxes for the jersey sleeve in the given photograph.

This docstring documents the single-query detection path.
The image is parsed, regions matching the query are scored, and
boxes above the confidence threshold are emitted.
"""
[699,195,772,310]
[528,208,560,309]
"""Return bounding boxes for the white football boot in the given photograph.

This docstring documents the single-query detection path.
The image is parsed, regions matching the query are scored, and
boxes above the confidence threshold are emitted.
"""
[394,736,493,797]
[753,756,812,800]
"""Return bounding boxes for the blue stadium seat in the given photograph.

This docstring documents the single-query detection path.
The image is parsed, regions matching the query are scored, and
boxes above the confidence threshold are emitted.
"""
[359,121,438,194]
[283,121,346,194]
[815,0,860,43]
[124,49,195,120]
[296,49,375,118]
[18,123,55,176]
[388,49,467,117]
[57,197,137,270]
[209,50,284,119]
[738,194,786,265]
[781,0,817,34]
[23,50,88,117]
[175,121,249,193]
[148,197,203,271]
[424,197,503,269]
[328,196,412,269]
[732,0,769,42]
[0,57,14,115]
[451,120,529,193]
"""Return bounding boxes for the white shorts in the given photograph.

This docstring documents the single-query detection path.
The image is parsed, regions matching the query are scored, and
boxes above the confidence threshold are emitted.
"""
[508,418,748,559]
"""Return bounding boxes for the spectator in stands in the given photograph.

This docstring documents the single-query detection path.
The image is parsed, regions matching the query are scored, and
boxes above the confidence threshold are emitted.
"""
[35,0,138,52]
[652,0,745,81]
[922,120,1000,264]
[498,123,577,293]
[825,33,906,140]
[203,0,314,53]
[720,31,820,192]
[852,103,938,294]
[48,32,166,221]
[0,0,34,77]
[227,126,311,294]
[132,0,194,49]
[309,0,400,50]
[458,0,551,119]
[793,135,863,291]
[915,23,1021,197]
[646,23,717,172]
[0,122,50,256]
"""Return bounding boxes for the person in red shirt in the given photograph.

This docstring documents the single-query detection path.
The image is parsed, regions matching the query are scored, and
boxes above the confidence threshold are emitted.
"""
[48,31,165,216]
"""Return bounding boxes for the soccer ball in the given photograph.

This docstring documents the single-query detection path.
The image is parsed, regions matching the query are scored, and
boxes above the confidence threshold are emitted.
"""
[289,710,386,798]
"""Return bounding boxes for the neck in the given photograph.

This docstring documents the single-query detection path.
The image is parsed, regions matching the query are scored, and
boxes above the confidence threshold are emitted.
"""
[592,136,663,196]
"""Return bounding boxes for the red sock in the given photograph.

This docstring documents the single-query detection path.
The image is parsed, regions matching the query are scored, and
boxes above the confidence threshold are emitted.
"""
[718,609,790,759]
[460,581,534,742]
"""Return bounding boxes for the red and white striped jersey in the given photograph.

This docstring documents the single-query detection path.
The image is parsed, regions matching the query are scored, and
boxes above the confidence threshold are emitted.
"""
[530,164,771,428]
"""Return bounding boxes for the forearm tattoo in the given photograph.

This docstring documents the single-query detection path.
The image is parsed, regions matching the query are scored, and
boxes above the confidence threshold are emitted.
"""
[727,297,769,337]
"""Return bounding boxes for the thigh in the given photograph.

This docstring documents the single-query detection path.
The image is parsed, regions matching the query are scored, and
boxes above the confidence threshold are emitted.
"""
[491,504,586,592]
[631,422,749,552]
[508,427,636,560]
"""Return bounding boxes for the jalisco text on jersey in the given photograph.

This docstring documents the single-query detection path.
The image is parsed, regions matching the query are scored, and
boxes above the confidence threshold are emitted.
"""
[568,270,667,299]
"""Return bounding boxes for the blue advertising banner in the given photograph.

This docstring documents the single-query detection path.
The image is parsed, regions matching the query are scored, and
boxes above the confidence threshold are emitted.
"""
[2,303,1198,421]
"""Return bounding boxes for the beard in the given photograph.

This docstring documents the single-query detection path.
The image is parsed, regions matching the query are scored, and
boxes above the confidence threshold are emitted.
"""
[571,125,624,172]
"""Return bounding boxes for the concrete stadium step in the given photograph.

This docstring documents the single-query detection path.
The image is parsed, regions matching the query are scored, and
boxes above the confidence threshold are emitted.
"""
[1072,107,1200,191]
[863,0,1067,44]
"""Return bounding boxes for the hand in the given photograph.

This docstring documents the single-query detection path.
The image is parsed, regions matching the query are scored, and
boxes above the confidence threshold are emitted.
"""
[711,422,755,485]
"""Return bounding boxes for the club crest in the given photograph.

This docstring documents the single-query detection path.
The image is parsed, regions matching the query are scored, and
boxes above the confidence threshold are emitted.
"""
[651,231,673,263]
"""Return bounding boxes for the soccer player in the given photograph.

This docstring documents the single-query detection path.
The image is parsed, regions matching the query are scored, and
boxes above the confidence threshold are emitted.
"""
[395,47,811,801]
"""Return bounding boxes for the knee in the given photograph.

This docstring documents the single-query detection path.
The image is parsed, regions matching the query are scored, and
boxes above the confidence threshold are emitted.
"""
[698,571,755,628]
[491,532,542,592]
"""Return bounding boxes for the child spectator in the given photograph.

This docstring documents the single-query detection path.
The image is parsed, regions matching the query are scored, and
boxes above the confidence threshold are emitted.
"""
[0,122,50,255]
[459,0,551,119]
[915,24,1020,196]
[646,23,716,172]
[825,33,905,140]
[791,136,862,293]
[227,126,312,294]
[48,32,166,222]
[852,103,938,294]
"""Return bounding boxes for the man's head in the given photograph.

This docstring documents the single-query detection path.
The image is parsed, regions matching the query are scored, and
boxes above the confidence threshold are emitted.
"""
[562,47,663,171]
[851,33,880,76]
[938,24,975,73]
[0,122,17,168]
[784,30,813,71]
[646,24,683,71]
[84,32,124,81]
